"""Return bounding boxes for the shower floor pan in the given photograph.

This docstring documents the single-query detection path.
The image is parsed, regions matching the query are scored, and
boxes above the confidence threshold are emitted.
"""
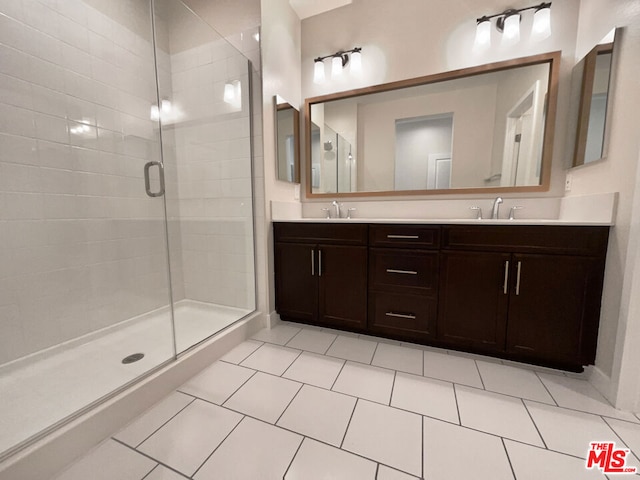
[0,300,251,459]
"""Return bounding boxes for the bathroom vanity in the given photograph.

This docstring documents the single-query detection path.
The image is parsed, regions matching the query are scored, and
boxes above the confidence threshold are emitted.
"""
[274,221,609,371]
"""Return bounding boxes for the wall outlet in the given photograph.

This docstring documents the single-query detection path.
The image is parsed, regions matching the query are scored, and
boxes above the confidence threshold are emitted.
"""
[294,184,300,200]
[565,174,572,192]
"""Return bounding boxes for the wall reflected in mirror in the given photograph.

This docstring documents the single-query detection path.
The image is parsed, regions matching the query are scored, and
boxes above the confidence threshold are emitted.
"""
[572,28,617,167]
[275,96,300,183]
[307,52,559,197]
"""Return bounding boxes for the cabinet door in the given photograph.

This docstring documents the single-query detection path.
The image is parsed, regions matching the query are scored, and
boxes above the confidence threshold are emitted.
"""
[506,254,603,365]
[318,245,368,330]
[275,243,318,323]
[438,251,510,351]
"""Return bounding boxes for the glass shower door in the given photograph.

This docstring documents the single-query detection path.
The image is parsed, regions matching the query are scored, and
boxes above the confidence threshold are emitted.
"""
[0,0,175,459]
[152,0,257,353]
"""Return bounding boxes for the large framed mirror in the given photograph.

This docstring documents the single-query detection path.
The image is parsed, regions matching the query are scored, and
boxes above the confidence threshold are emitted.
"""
[305,51,560,197]
[572,29,617,167]
[275,96,300,183]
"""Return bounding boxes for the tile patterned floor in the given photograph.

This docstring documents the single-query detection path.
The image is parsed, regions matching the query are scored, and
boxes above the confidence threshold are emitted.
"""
[54,322,640,480]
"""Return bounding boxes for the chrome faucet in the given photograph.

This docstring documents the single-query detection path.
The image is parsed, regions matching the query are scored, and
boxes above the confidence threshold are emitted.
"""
[491,197,503,219]
[331,200,342,219]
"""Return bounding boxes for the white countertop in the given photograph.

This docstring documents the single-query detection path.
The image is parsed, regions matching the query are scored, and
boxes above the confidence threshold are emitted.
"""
[273,218,613,226]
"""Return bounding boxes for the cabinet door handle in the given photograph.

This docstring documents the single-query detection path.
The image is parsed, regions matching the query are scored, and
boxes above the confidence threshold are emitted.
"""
[318,249,322,276]
[516,261,522,295]
[311,249,315,276]
[387,234,419,239]
[385,312,417,320]
[386,269,418,275]
[503,260,510,294]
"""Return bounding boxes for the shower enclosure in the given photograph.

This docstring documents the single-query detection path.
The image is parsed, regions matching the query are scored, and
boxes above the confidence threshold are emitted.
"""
[0,0,257,460]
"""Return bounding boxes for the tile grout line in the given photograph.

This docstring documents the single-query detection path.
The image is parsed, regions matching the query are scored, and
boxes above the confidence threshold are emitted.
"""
[218,369,258,409]
[140,464,162,480]
[323,332,340,355]
[112,437,191,480]
[374,462,380,479]
[340,397,359,449]
[474,359,486,390]
[521,398,547,449]
[501,437,518,480]
[279,349,305,379]
[274,382,305,425]
[129,394,197,449]
[190,415,246,478]
[534,370,559,407]
[421,415,425,480]
[389,370,397,406]
[281,436,305,480]
[228,341,264,365]
[601,416,640,465]
[329,359,348,391]
[369,341,381,366]
[452,383,462,426]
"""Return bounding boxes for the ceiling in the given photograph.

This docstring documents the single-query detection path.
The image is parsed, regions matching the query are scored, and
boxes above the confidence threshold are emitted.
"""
[289,0,353,19]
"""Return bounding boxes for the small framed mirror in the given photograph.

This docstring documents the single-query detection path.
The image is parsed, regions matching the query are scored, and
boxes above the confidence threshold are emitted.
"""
[572,29,617,167]
[275,96,300,183]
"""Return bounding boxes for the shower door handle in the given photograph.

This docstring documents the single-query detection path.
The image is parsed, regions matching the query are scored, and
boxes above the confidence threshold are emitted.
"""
[144,161,165,197]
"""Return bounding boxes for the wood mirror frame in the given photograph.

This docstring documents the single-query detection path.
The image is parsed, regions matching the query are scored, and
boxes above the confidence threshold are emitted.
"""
[305,51,560,198]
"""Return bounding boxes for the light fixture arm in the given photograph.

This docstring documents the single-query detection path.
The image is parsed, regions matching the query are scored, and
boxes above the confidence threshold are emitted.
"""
[314,47,362,65]
[476,2,551,25]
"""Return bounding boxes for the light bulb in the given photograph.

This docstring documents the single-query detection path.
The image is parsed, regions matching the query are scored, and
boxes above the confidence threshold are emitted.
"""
[313,60,325,84]
[350,50,362,74]
[474,18,491,49]
[531,6,551,41]
[331,55,343,78]
[502,13,520,43]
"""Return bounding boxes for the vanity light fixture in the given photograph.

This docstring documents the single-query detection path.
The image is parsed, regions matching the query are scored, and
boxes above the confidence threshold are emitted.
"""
[474,2,551,49]
[313,47,362,84]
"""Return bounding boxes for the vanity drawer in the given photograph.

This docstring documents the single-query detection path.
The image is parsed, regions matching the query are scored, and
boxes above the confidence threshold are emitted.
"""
[369,225,440,249]
[369,292,435,338]
[369,248,438,295]
[274,222,368,246]
[442,225,610,256]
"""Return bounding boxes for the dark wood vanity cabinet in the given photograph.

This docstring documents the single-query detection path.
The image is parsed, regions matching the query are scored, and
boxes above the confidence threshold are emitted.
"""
[274,222,609,371]
[439,225,609,368]
[274,223,368,330]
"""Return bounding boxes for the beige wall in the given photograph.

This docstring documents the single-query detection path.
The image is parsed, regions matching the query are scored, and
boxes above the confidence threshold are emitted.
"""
[567,0,640,410]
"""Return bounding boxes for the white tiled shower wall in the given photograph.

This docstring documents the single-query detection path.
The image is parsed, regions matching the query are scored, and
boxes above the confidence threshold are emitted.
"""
[0,0,256,365]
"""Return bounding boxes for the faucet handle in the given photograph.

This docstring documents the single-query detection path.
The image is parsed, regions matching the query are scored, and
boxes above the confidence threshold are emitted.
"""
[321,207,331,219]
[469,206,483,220]
[509,206,524,220]
[347,207,357,219]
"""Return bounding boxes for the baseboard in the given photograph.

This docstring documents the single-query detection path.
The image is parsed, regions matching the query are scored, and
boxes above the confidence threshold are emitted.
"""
[589,365,616,405]
[266,310,281,328]
[0,313,263,480]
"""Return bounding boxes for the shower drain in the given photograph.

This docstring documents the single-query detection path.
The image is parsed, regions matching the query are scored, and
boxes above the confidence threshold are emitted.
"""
[122,353,145,364]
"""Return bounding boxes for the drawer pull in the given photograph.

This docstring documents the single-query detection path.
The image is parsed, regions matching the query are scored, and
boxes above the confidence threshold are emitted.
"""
[503,260,509,295]
[385,312,417,320]
[387,234,419,239]
[386,269,418,275]
[515,261,522,295]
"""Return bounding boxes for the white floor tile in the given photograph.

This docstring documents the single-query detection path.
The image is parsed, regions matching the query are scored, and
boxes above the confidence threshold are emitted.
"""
[240,343,301,376]
[525,400,629,459]
[538,374,640,422]
[423,350,483,388]
[372,343,423,375]
[391,372,459,424]
[277,384,356,446]
[332,362,395,405]
[286,328,338,354]
[326,335,378,364]
[376,465,420,479]
[358,334,402,345]
[343,400,423,477]
[54,440,155,480]
[456,385,544,447]
[605,417,640,465]
[477,361,555,404]
[224,372,302,423]
[144,465,186,480]
[285,438,377,480]
[423,417,514,480]
[252,325,301,345]
[194,417,302,480]
[282,351,345,389]
[137,399,242,476]
[504,439,607,480]
[322,327,359,337]
[178,361,255,405]
[220,340,263,364]
[114,391,194,447]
